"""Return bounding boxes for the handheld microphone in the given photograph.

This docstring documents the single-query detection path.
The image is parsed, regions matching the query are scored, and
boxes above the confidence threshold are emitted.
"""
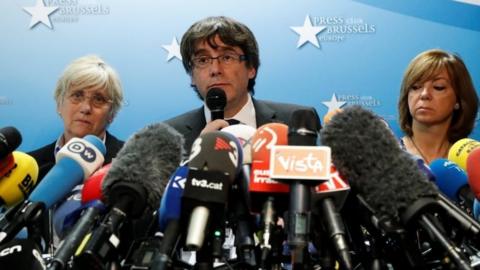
[448,138,480,170]
[0,126,22,178]
[206,88,227,120]
[0,135,105,245]
[321,105,475,270]
[467,147,480,200]
[0,152,39,207]
[73,123,184,269]
[181,131,241,266]
[0,238,45,270]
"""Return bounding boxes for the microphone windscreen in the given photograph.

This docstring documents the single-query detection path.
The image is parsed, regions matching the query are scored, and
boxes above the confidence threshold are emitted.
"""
[158,165,188,231]
[448,138,480,170]
[188,131,242,178]
[288,109,319,146]
[0,152,39,206]
[320,105,438,221]
[0,126,22,160]
[467,147,480,199]
[102,123,184,216]
[250,123,289,193]
[221,124,256,164]
[429,159,468,202]
[323,109,343,125]
[81,163,111,204]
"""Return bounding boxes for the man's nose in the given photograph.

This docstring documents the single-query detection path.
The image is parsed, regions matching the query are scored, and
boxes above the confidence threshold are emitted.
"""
[209,58,223,76]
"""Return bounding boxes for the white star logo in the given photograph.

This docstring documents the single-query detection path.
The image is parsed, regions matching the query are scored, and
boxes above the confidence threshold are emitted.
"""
[162,37,182,62]
[23,0,58,29]
[290,15,326,48]
[322,93,346,113]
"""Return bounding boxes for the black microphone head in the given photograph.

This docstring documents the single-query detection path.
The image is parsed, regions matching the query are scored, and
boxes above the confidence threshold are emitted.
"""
[288,109,319,146]
[0,126,22,159]
[206,88,226,120]
[188,131,242,179]
[102,123,184,217]
[320,105,438,222]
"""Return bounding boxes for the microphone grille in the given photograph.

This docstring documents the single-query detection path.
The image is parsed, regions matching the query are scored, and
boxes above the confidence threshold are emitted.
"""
[205,88,226,111]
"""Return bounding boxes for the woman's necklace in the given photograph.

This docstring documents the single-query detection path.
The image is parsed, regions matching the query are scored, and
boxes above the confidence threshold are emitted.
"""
[409,136,449,164]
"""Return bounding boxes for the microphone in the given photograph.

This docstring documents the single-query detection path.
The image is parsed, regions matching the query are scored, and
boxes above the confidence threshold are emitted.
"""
[429,159,474,211]
[0,238,45,270]
[50,163,111,244]
[0,127,22,178]
[474,199,480,221]
[150,165,188,270]
[0,152,39,207]
[49,200,106,270]
[181,131,241,266]
[81,163,111,204]
[281,109,322,268]
[73,123,184,269]
[0,126,22,159]
[30,135,106,208]
[321,105,476,270]
[311,165,352,270]
[448,138,480,170]
[0,135,106,245]
[250,123,290,212]
[158,166,188,231]
[206,87,227,120]
[221,124,257,266]
[467,147,480,200]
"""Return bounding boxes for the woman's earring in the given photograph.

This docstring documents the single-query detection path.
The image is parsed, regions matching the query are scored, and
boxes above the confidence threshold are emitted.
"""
[454,103,460,110]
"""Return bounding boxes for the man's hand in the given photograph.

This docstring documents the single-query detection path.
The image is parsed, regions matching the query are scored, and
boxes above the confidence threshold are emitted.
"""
[200,119,230,134]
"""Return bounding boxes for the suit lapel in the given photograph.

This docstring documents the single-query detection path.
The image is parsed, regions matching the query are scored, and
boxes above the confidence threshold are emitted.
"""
[253,99,276,127]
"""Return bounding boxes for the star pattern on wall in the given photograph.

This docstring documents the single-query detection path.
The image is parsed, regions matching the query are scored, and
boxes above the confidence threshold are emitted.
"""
[322,93,346,113]
[290,15,326,48]
[162,37,182,61]
[23,0,58,29]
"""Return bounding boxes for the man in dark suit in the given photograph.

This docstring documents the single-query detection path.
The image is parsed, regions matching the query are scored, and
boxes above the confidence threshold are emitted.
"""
[165,16,320,152]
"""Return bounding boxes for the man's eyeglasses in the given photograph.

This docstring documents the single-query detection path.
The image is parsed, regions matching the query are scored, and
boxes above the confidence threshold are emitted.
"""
[67,90,112,108]
[192,53,247,69]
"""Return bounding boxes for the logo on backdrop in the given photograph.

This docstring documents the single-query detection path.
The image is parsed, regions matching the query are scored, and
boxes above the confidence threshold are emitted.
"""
[291,15,376,48]
[162,37,182,62]
[0,96,13,106]
[23,0,110,29]
[322,93,381,113]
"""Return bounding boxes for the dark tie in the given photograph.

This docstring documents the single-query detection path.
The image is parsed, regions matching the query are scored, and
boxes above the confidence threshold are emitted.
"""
[226,119,241,125]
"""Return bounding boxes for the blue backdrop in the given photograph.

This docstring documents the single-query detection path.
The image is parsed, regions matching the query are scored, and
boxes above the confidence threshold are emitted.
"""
[1,0,479,151]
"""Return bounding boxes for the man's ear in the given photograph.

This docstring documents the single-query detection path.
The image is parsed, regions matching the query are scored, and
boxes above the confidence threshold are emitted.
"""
[248,67,256,79]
